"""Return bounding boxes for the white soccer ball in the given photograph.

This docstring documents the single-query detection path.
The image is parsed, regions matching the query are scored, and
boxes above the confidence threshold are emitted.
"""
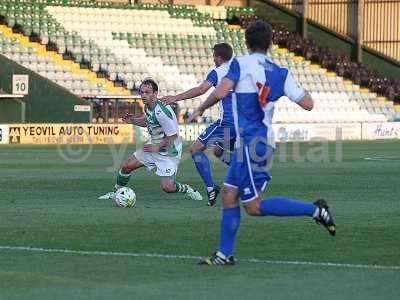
[115,187,136,208]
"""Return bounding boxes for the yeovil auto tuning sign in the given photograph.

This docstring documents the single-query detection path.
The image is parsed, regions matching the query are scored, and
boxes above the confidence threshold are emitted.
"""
[6,124,134,144]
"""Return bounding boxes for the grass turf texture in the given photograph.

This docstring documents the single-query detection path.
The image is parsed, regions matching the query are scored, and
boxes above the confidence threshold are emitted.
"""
[0,141,399,300]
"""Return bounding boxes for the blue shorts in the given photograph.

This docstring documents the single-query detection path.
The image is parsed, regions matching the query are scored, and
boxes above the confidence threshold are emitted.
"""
[198,119,236,152]
[224,142,273,202]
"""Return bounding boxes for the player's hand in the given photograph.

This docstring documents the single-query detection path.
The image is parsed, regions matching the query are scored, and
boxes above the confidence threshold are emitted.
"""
[122,112,134,124]
[185,108,204,124]
[143,144,159,153]
[162,95,178,105]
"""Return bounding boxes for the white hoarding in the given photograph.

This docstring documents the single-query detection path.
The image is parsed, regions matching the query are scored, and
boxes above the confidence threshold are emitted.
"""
[362,122,400,140]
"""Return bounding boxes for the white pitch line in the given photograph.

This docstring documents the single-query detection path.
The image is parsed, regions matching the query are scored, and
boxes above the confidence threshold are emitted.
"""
[0,245,399,271]
[364,156,400,162]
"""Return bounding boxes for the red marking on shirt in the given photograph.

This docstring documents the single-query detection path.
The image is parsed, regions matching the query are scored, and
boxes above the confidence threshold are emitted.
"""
[256,82,271,108]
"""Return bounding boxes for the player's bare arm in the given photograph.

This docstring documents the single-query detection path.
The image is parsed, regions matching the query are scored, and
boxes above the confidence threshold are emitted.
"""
[163,81,213,105]
[143,134,177,153]
[297,94,314,111]
[186,78,234,123]
[122,112,147,127]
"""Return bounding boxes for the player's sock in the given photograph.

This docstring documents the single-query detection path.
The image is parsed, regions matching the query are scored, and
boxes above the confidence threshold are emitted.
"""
[219,207,241,257]
[260,197,316,217]
[116,170,131,187]
[192,151,214,189]
[174,181,189,193]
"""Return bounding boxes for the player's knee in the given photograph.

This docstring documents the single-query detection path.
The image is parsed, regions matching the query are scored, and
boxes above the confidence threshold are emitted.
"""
[190,141,205,155]
[221,187,230,199]
[244,201,262,216]
[213,147,223,158]
[221,187,239,208]
[161,181,175,193]
[190,146,197,155]
[190,145,201,155]
[121,163,133,174]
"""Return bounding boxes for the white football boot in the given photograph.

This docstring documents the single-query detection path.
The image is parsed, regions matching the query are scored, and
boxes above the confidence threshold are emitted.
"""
[98,191,116,200]
[186,186,203,201]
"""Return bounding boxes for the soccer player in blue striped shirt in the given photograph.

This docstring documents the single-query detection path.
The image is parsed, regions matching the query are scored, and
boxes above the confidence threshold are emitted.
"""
[188,21,336,266]
[163,43,236,206]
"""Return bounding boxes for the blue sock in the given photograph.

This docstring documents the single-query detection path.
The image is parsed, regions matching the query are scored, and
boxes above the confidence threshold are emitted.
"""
[260,197,316,217]
[219,207,241,257]
[192,151,214,188]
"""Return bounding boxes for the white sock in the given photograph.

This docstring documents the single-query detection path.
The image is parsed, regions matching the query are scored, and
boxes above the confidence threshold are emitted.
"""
[114,184,124,190]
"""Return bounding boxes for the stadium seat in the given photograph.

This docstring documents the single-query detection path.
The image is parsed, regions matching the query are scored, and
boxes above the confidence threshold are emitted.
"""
[0,0,394,122]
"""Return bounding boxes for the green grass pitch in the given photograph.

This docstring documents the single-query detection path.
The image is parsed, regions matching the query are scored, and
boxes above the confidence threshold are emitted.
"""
[0,141,399,300]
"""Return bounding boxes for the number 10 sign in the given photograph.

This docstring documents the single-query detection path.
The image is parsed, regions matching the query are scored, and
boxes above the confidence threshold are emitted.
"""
[12,74,29,95]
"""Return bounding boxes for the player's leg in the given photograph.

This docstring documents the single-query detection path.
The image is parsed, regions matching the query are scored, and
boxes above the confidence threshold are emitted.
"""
[212,123,236,165]
[115,155,144,189]
[191,139,214,190]
[213,144,223,158]
[192,121,230,206]
[240,144,336,235]
[158,176,200,201]
[191,140,220,205]
[160,176,176,193]
[243,196,335,235]
[99,152,145,200]
[213,142,234,165]
[218,186,240,258]
[156,155,203,201]
[199,152,241,266]
[243,195,315,217]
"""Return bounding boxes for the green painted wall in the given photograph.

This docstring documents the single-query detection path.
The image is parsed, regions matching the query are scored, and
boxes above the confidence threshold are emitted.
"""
[307,21,357,61]
[0,54,90,123]
[0,99,22,123]
[362,48,400,80]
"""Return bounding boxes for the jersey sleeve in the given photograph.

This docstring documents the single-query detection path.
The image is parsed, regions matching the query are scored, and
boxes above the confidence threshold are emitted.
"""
[284,72,306,103]
[224,58,241,84]
[204,69,218,87]
[155,106,178,137]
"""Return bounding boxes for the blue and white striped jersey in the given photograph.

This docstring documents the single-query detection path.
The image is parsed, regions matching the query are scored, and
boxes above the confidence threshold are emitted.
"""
[204,62,234,124]
[225,53,306,147]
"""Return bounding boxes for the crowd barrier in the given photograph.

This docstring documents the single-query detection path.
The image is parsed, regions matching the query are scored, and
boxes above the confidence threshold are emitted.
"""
[0,122,399,145]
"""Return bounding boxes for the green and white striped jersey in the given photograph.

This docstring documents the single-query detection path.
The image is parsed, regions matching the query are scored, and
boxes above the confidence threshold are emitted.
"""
[144,101,182,157]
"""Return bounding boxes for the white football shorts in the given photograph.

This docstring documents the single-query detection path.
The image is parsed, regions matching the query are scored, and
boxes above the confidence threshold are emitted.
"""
[133,148,180,177]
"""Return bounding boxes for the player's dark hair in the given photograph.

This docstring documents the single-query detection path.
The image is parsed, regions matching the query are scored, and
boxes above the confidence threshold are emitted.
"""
[213,43,233,61]
[245,20,272,53]
[140,78,158,92]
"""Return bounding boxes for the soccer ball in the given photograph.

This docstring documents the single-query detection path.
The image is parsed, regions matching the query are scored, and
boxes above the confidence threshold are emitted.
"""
[115,187,136,208]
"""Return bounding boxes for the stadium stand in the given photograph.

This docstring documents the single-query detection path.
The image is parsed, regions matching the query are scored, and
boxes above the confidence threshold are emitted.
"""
[0,0,398,123]
[0,28,117,97]
[270,25,400,105]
